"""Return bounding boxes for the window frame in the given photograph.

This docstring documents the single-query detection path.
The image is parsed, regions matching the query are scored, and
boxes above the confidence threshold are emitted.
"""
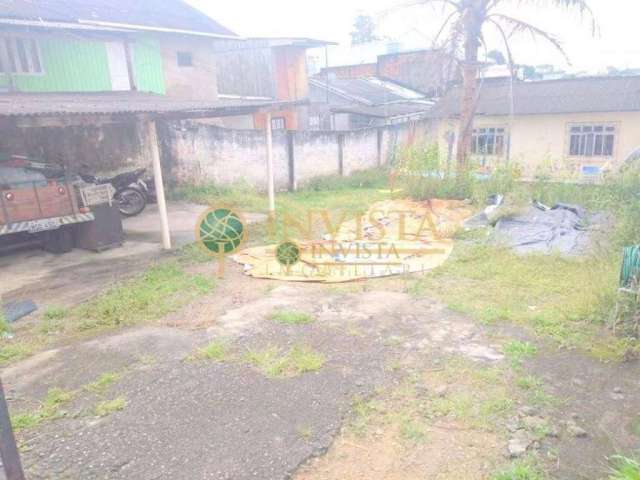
[471,126,507,157]
[176,51,193,68]
[567,123,617,158]
[0,35,45,76]
[308,114,321,131]
[271,116,286,131]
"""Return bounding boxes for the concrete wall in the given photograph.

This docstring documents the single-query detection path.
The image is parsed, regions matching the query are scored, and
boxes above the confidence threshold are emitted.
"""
[161,120,435,190]
[436,111,640,179]
[2,118,433,192]
[161,122,290,190]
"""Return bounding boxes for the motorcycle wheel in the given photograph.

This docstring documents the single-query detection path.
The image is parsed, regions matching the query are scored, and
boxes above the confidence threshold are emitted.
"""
[116,188,147,217]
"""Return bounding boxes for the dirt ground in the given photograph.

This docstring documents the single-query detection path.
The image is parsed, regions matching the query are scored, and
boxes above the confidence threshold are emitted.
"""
[2,258,640,480]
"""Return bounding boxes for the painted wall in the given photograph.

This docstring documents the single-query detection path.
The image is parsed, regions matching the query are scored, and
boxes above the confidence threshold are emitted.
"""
[0,33,165,94]
[159,36,218,100]
[436,111,640,178]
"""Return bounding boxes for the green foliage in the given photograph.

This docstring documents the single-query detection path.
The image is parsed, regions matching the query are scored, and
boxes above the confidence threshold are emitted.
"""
[609,455,640,480]
[12,387,75,432]
[0,312,9,336]
[270,310,314,325]
[396,143,521,203]
[85,372,122,394]
[74,262,214,332]
[304,168,388,192]
[491,458,546,480]
[503,341,538,367]
[94,397,126,417]
[195,340,229,361]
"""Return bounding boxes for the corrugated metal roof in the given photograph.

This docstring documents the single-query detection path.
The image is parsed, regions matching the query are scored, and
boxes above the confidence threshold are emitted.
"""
[310,77,426,106]
[0,0,237,37]
[0,92,280,117]
[430,76,640,117]
[332,102,434,119]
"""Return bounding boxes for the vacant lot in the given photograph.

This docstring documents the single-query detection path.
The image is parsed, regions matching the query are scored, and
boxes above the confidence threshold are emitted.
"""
[2,168,640,480]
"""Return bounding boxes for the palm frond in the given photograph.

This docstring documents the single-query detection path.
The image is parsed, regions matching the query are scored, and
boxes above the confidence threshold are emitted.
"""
[510,0,597,35]
[488,12,570,64]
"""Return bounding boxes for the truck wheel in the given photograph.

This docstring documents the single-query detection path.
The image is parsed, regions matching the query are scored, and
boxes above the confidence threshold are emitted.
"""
[43,226,75,254]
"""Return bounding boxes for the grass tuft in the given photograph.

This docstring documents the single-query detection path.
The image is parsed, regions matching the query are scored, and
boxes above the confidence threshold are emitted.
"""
[94,397,126,417]
[608,455,640,480]
[503,341,538,367]
[194,340,229,362]
[244,345,325,378]
[491,458,546,480]
[85,372,122,394]
[269,310,314,325]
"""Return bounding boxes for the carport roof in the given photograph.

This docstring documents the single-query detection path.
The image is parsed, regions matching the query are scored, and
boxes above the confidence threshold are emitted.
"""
[0,92,290,118]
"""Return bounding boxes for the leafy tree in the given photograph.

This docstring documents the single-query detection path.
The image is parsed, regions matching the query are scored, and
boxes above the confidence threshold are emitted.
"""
[350,14,380,45]
[487,49,506,65]
[413,0,594,168]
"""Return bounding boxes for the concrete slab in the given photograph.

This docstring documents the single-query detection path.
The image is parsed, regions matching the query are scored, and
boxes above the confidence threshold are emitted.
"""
[0,202,266,308]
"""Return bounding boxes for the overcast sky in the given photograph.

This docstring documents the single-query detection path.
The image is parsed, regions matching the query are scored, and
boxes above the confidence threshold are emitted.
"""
[187,0,639,73]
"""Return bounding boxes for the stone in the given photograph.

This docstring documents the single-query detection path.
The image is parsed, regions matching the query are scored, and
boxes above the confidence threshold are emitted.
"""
[614,387,623,394]
[507,430,532,458]
[435,385,448,398]
[567,421,588,438]
[522,416,547,431]
[519,406,539,417]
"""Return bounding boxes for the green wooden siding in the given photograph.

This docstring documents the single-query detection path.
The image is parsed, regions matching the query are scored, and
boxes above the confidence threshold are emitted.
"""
[0,36,165,94]
[134,39,165,94]
[1,38,111,92]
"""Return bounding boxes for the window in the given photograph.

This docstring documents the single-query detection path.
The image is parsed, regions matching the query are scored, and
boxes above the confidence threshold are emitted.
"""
[308,115,321,130]
[271,117,286,130]
[0,37,43,75]
[569,124,615,157]
[471,127,506,156]
[176,51,193,67]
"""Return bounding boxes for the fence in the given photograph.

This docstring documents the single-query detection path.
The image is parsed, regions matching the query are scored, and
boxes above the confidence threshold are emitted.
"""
[159,119,435,191]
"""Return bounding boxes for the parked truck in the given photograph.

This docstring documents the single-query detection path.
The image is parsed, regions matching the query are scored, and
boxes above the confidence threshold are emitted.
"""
[0,156,95,254]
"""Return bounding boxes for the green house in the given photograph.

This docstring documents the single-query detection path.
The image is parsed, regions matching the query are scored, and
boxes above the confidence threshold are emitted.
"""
[0,0,239,99]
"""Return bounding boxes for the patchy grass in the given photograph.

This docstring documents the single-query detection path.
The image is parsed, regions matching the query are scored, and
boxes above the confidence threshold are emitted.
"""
[0,312,10,336]
[504,341,538,367]
[399,416,428,443]
[194,340,229,362]
[0,342,34,366]
[12,387,74,432]
[85,372,122,395]
[490,457,546,480]
[39,306,67,335]
[244,345,325,378]
[74,262,214,333]
[94,397,126,417]
[411,243,628,359]
[349,395,381,436]
[269,310,314,325]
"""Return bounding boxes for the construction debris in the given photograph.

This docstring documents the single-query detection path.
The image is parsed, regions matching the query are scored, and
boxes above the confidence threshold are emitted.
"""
[233,199,474,283]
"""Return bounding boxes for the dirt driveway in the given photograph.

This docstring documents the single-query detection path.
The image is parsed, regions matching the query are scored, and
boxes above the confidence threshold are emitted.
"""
[2,256,640,480]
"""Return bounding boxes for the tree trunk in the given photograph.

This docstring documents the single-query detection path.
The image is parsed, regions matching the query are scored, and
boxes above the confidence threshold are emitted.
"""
[455,3,484,169]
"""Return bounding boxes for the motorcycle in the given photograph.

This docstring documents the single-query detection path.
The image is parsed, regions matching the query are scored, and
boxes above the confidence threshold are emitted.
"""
[79,168,151,217]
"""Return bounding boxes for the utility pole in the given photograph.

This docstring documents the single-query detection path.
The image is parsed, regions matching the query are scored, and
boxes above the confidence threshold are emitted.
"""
[0,379,25,480]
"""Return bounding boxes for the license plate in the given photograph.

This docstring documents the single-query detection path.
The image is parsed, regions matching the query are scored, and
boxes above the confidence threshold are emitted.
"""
[27,218,61,233]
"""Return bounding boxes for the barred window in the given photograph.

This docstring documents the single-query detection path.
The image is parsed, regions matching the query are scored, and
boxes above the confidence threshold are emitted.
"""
[0,37,43,75]
[569,124,615,157]
[271,117,286,130]
[471,127,506,156]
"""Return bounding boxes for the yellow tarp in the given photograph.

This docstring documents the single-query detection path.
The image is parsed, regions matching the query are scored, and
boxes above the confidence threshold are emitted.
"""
[233,199,474,283]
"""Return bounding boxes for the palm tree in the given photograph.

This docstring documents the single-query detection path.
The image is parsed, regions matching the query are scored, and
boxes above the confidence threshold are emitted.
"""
[408,0,595,168]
